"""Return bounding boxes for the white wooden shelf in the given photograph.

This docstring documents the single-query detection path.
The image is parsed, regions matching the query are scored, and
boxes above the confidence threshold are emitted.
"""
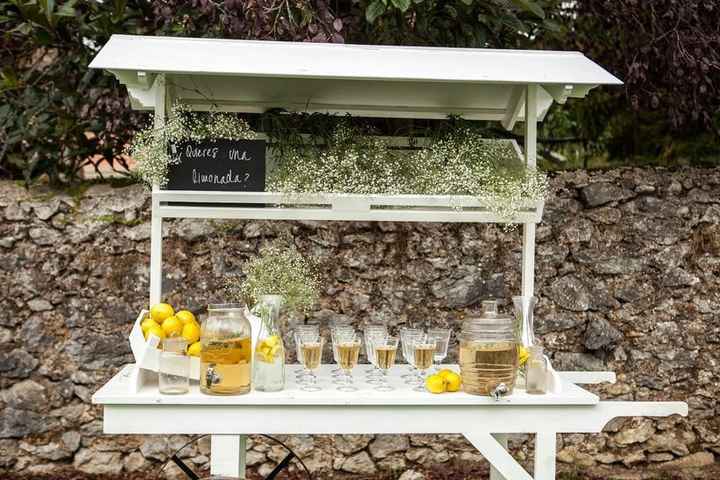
[155,190,544,223]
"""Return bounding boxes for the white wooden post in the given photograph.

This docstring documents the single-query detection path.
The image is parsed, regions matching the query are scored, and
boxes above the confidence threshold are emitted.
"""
[534,432,557,480]
[521,84,538,298]
[489,433,509,480]
[149,74,166,305]
[211,435,247,479]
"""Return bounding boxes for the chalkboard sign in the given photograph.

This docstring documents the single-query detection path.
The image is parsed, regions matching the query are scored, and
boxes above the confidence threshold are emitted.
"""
[165,139,266,191]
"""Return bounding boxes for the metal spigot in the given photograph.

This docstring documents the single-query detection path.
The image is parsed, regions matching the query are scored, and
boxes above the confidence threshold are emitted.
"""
[491,383,508,402]
[204,365,221,389]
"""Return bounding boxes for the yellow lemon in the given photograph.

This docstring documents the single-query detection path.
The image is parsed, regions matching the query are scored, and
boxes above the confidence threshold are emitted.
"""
[187,342,202,357]
[161,315,183,337]
[141,317,160,335]
[425,374,446,394]
[182,322,201,344]
[444,371,462,392]
[175,310,197,325]
[438,369,455,381]
[150,303,175,323]
[518,346,529,366]
[145,324,166,341]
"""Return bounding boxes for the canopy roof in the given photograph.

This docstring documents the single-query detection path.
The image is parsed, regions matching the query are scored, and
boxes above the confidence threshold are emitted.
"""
[91,35,621,128]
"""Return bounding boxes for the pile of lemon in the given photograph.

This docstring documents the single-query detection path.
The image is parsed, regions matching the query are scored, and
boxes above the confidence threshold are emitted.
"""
[141,303,202,357]
[425,369,462,394]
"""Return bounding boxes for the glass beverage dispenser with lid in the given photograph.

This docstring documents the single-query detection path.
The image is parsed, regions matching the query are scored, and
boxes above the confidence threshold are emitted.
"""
[200,303,253,395]
[459,300,519,397]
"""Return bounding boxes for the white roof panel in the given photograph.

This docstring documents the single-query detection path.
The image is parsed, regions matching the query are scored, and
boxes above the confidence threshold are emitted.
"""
[90,34,622,86]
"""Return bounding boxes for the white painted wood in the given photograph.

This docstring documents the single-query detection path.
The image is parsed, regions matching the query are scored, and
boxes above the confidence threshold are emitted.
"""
[211,435,246,479]
[489,433,509,480]
[90,36,621,119]
[94,364,598,407]
[154,191,543,224]
[149,74,166,305]
[521,223,537,297]
[558,371,617,385]
[465,433,533,480]
[524,84,538,169]
[90,35,622,85]
[501,86,525,131]
[534,432,557,480]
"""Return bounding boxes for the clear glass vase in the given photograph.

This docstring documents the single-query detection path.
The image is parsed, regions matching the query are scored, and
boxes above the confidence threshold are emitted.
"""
[252,295,286,392]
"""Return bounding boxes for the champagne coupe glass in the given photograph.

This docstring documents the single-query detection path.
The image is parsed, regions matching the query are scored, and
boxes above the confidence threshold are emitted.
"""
[373,335,399,392]
[298,333,324,392]
[427,328,451,372]
[411,335,437,391]
[400,328,423,383]
[333,331,361,392]
[294,325,319,384]
[363,325,387,384]
[331,325,355,382]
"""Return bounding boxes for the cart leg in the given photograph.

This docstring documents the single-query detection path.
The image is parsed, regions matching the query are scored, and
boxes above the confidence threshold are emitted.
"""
[210,434,247,479]
[489,433,508,480]
[464,432,532,480]
[533,432,556,480]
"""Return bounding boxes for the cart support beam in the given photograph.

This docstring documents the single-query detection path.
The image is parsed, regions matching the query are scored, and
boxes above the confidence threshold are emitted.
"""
[211,434,247,478]
[521,84,538,298]
[149,74,166,305]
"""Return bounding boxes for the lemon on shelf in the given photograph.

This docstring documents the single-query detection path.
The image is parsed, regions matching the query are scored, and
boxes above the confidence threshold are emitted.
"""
[161,315,183,337]
[144,324,166,341]
[141,317,160,336]
[175,310,197,326]
[425,374,446,394]
[187,342,202,357]
[182,322,201,344]
[444,371,462,392]
[150,303,175,323]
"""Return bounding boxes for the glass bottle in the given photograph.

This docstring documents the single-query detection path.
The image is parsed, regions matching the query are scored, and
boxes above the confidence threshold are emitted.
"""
[252,295,286,392]
[526,346,548,394]
[459,300,518,396]
[200,303,252,395]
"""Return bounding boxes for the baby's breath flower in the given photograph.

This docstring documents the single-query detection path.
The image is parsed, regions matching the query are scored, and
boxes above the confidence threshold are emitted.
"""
[225,241,320,315]
[268,125,549,227]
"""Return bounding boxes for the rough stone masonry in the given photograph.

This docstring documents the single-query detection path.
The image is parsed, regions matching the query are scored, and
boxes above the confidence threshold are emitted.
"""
[0,166,719,478]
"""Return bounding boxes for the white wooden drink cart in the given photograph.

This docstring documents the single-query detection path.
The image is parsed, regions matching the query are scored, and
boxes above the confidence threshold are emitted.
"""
[90,35,687,479]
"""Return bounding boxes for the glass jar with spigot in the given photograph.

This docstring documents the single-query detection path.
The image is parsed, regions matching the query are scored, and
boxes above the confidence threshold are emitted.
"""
[459,300,519,397]
[252,295,286,392]
[200,303,252,395]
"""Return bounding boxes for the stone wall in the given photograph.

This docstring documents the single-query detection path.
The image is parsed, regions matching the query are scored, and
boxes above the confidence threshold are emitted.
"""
[1,166,719,478]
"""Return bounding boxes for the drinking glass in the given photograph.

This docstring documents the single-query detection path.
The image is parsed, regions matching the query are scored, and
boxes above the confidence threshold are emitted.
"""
[400,328,423,383]
[363,325,387,384]
[410,335,437,391]
[427,328,451,372]
[333,331,361,392]
[331,325,355,381]
[159,337,190,395]
[372,335,399,392]
[298,334,324,392]
[294,325,319,384]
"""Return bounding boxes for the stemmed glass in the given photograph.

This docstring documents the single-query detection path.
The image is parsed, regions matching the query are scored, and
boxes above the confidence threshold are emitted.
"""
[294,325,319,384]
[297,333,324,392]
[410,334,436,392]
[427,328,451,372]
[371,335,399,392]
[363,325,387,384]
[400,328,423,384]
[333,330,361,392]
[331,325,355,383]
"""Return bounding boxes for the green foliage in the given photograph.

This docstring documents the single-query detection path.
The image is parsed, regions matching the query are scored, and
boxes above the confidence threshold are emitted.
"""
[357,0,564,48]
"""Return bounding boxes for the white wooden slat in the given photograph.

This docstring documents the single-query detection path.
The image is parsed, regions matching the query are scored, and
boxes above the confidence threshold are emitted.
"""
[465,433,534,480]
[90,35,623,86]
[149,74,165,305]
[211,435,246,478]
[489,433,510,480]
[558,371,617,385]
[534,432,557,480]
